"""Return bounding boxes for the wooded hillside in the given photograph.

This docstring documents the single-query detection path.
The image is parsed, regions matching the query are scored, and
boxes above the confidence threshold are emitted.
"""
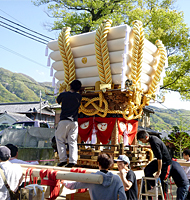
[0,67,190,131]
[149,106,190,131]
[0,68,55,104]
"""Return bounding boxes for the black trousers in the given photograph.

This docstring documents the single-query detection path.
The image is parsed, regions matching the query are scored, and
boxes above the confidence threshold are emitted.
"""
[186,179,190,200]
[142,160,171,199]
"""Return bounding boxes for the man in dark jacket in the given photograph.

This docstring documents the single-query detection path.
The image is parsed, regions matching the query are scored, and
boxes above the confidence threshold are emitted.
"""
[170,160,189,200]
[137,130,172,199]
[55,80,82,167]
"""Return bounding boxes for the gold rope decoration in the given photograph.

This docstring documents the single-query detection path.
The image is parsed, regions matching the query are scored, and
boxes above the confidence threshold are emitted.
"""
[131,20,145,90]
[135,21,144,85]
[148,40,167,95]
[95,20,112,84]
[58,27,76,92]
[131,21,141,85]
[79,91,147,120]
[95,24,106,84]
[101,20,113,84]
[58,27,70,91]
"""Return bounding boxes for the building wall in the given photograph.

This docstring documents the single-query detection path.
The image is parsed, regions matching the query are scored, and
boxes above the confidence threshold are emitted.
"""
[138,111,151,128]
[18,147,54,165]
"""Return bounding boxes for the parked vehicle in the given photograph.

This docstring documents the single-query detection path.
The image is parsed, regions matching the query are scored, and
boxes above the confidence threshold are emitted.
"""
[0,124,12,131]
[12,121,50,129]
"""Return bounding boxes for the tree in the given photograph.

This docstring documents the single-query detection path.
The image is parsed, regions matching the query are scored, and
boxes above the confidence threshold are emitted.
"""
[33,0,190,100]
[163,126,190,158]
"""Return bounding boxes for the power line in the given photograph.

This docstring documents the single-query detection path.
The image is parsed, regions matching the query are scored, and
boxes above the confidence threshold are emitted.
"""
[0,45,49,69]
[0,23,47,44]
[0,9,29,28]
[0,20,49,43]
[0,15,54,40]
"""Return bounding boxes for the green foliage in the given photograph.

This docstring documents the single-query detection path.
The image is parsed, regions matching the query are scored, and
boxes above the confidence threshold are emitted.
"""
[33,0,190,100]
[163,126,190,158]
[0,68,55,104]
[0,82,23,102]
[33,0,135,33]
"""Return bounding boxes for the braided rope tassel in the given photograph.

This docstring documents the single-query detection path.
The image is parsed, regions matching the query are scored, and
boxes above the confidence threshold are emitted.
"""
[136,21,144,85]
[95,25,106,84]
[148,40,167,95]
[63,28,76,85]
[58,27,76,91]
[131,21,141,85]
[101,20,113,84]
[58,27,70,90]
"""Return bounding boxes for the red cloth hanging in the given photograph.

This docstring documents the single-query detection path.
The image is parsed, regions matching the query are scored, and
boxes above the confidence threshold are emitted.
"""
[70,168,87,193]
[70,167,87,200]
[78,117,93,142]
[39,169,61,200]
[94,117,116,144]
[24,168,37,187]
[117,118,138,145]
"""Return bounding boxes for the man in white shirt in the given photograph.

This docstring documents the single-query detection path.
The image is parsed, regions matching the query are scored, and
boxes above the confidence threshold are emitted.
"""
[5,144,39,165]
[0,146,23,200]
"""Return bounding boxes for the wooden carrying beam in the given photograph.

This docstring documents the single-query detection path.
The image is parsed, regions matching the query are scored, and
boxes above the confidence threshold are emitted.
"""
[18,164,144,180]
[175,159,190,167]
[19,166,103,184]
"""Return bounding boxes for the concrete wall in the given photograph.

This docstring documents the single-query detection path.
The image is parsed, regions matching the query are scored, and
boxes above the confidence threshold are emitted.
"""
[18,147,55,165]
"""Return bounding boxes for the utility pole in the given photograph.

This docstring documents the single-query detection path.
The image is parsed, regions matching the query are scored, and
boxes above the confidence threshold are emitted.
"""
[40,90,42,120]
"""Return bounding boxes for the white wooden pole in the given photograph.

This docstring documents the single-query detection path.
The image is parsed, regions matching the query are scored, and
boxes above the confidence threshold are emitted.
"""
[18,164,145,180]
[19,167,103,184]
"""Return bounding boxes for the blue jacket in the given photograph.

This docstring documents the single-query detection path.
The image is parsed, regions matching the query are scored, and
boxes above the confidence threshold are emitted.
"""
[66,171,127,200]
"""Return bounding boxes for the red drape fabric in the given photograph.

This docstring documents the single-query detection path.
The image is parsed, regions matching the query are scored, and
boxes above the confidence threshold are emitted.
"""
[24,167,37,187]
[70,168,87,193]
[78,117,93,142]
[117,118,138,145]
[94,117,116,144]
[78,117,137,145]
[39,169,61,200]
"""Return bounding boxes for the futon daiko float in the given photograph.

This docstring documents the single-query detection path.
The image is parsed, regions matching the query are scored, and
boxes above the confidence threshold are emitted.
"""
[47,20,166,121]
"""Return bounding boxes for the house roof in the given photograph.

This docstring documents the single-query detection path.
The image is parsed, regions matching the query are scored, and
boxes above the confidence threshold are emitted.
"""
[143,106,155,114]
[0,101,55,115]
[0,112,32,122]
[50,103,61,109]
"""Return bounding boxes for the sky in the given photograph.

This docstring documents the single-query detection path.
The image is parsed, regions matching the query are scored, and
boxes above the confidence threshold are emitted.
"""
[0,0,190,110]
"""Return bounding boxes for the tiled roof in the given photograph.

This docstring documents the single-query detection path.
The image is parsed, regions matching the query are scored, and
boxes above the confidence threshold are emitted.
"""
[0,112,33,122]
[0,101,55,115]
[143,106,155,114]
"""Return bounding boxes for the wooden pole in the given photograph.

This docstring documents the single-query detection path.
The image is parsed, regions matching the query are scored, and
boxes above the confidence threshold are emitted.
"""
[119,143,124,155]
[19,164,118,175]
[20,167,103,184]
[18,164,145,180]
[111,119,118,151]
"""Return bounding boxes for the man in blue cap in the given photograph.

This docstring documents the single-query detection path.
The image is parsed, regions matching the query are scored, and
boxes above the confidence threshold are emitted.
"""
[115,155,138,200]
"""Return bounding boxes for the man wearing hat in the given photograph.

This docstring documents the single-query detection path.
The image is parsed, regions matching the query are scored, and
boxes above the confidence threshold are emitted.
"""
[0,146,23,200]
[115,155,138,200]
